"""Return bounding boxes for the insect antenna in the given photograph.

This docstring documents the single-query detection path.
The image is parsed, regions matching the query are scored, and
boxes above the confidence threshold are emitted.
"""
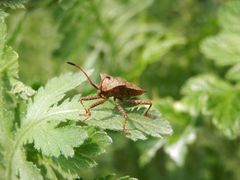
[67,61,99,89]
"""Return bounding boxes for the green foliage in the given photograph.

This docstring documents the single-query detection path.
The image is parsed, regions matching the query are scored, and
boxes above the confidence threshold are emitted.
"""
[1,66,112,179]
[226,63,240,81]
[136,1,240,175]
[79,101,172,141]
[0,0,27,9]
[54,0,183,80]
[11,79,35,100]
[0,66,114,179]
[0,7,172,179]
[137,98,194,167]
[14,8,61,84]
[45,129,112,179]
[201,33,240,66]
[201,1,240,66]
[218,0,240,33]
[181,74,240,138]
[96,174,137,180]
[2,0,240,179]
[193,0,240,139]
[0,13,18,78]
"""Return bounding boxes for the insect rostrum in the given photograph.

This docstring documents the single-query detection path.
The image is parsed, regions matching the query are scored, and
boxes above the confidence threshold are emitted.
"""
[67,62,152,133]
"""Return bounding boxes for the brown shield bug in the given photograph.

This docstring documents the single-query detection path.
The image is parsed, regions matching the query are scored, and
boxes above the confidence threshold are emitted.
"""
[67,62,152,133]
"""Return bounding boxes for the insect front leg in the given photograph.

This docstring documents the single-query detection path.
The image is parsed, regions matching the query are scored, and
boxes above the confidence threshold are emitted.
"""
[122,99,152,116]
[85,98,108,118]
[80,94,102,115]
[114,98,129,134]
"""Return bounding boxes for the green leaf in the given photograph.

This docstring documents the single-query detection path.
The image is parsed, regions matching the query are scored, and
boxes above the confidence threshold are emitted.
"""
[11,79,36,100]
[218,1,240,33]
[138,98,193,166]
[78,100,172,141]
[0,16,6,57]
[0,10,8,19]
[226,63,240,81]
[78,128,112,156]
[182,74,240,138]
[0,74,15,141]
[118,176,138,180]
[181,74,230,115]
[39,162,58,180]
[27,124,87,157]
[95,174,138,180]
[21,72,92,156]
[58,0,77,10]
[141,36,185,64]
[200,1,240,66]
[24,71,92,125]
[207,86,240,138]
[0,13,23,179]
[5,72,92,179]
[42,128,112,179]
[201,33,240,66]
[0,0,28,9]
[0,145,5,176]
[0,14,18,77]
[14,148,43,180]
[50,152,97,179]
[198,1,240,139]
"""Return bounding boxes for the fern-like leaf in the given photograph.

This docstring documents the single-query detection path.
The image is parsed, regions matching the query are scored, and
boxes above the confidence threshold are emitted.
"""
[5,72,95,179]
[41,128,112,179]
[78,100,173,141]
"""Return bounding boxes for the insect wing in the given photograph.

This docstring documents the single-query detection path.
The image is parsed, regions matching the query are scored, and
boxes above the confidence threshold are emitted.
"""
[116,77,145,92]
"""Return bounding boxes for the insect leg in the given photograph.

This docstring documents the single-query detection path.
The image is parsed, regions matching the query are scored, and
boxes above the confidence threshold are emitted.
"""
[85,98,108,117]
[114,98,128,133]
[80,94,102,114]
[123,99,152,116]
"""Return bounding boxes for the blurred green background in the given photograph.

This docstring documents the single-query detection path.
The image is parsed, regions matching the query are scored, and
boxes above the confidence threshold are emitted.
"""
[2,0,240,179]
